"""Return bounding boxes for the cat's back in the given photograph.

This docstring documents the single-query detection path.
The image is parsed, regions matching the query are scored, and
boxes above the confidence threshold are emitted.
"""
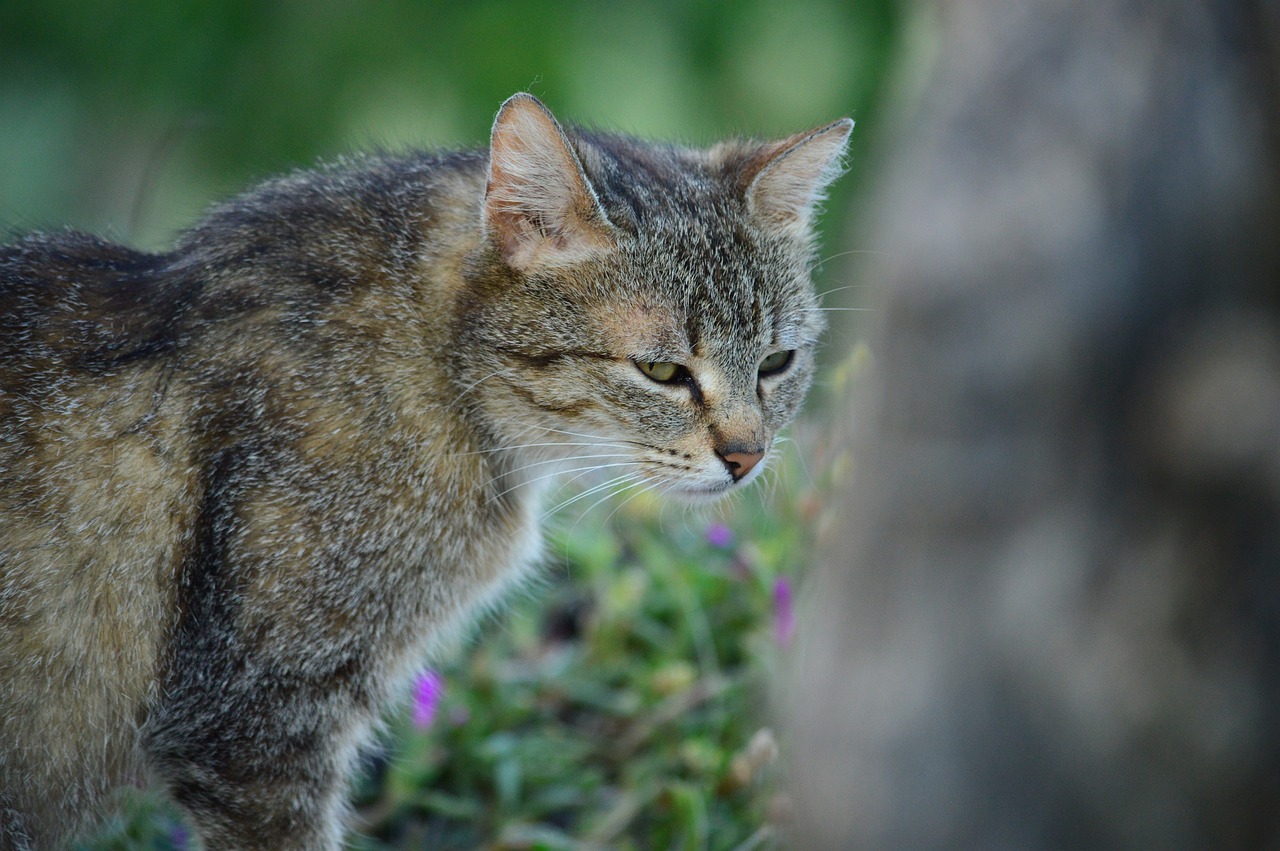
[1,230,181,364]
[0,231,198,543]
[0,230,197,538]
[0,232,197,451]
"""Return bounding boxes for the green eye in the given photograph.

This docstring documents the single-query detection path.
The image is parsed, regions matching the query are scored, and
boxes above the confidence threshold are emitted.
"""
[759,350,794,376]
[636,360,683,383]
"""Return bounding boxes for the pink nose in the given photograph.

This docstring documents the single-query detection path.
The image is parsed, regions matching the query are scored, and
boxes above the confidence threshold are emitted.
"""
[719,449,765,481]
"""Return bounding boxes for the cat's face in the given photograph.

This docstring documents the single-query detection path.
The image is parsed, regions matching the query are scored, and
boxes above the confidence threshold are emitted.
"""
[463,227,824,500]
[457,93,848,504]
[587,234,823,498]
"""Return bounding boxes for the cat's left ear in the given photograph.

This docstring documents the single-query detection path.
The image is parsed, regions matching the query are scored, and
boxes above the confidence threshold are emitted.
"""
[483,93,618,273]
[743,118,854,233]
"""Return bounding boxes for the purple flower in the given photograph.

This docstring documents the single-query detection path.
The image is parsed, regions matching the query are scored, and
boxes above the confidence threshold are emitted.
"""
[412,670,445,729]
[772,577,795,647]
[167,821,190,850]
[705,522,734,549]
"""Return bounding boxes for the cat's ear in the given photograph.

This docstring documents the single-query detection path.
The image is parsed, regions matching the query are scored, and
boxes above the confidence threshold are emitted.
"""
[483,93,617,272]
[743,118,853,233]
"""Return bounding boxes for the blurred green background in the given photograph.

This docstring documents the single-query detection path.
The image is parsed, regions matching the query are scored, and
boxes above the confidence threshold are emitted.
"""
[1,2,903,848]
[0,0,900,256]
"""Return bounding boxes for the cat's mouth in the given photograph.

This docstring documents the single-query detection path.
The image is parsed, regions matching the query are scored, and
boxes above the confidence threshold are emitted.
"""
[657,485,732,505]
[663,473,755,502]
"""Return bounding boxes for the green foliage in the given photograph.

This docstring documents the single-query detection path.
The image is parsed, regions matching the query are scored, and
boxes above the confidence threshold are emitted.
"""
[410,452,824,850]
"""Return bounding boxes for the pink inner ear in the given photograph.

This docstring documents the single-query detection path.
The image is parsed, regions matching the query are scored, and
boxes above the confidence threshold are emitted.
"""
[482,95,616,270]
[489,205,542,264]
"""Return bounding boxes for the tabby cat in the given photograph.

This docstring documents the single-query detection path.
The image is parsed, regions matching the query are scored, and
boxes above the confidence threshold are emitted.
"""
[0,93,850,849]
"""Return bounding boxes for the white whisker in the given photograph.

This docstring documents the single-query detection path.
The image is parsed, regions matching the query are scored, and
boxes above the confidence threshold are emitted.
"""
[550,471,643,515]
[780,438,816,492]
[485,452,633,484]
[817,248,889,266]
[485,461,637,507]
[450,440,630,458]
[602,477,662,527]
[545,463,631,505]
[572,477,648,530]
[816,283,872,299]
[443,367,515,413]
[761,461,782,508]
[508,421,635,444]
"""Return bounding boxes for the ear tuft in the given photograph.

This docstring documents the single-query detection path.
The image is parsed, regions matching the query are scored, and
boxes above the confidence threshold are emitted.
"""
[744,118,854,232]
[483,93,617,272]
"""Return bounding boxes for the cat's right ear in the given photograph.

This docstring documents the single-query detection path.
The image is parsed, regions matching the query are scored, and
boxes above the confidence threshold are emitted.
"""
[482,93,617,273]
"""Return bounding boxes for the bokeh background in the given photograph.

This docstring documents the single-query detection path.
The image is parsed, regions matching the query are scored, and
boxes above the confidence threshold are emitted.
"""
[0,0,899,257]
[1,2,904,849]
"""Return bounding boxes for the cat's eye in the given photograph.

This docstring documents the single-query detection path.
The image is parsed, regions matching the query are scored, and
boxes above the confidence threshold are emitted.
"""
[636,360,684,383]
[758,350,794,376]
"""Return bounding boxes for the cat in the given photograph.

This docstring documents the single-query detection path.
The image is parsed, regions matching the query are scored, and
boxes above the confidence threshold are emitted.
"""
[0,92,850,850]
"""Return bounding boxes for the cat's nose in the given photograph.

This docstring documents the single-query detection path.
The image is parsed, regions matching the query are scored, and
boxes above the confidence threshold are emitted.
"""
[717,447,765,481]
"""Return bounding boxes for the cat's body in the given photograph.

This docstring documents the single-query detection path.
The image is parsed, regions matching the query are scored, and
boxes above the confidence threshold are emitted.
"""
[0,94,849,849]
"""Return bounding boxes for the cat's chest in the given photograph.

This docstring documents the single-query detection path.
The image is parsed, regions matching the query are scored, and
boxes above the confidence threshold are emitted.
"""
[355,458,552,670]
[377,445,552,615]
[231,429,551,670]
[404,458,548,602]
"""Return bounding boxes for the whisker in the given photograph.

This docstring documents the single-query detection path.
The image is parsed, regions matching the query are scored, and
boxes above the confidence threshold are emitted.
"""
[503,420,651,451]
[450,440,631,458]
[780,438,816,492]
[443,367,515,413]
[761,461,782,509]
[602,479,655,527]
[555,473,645,519]
[562,482,627,544]
[572,477,648,531]
[546,462,631,503]
[655,479,711,540]
[497,418,692,468]
[710,488,733,526]
[817,248,889,266]
[552,468,641,509]
[485,461,637,507]
[483,460,633,506]
[816,283,873,299]
[484,452,633,484]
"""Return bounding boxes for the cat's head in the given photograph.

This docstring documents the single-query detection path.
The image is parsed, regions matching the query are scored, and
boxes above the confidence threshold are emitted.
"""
[457,93,850,502]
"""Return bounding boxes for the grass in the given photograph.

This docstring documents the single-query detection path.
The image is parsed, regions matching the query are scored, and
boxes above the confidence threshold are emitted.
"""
[74,381,854,851]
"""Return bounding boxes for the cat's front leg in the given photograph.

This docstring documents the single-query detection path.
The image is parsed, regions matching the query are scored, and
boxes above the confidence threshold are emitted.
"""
[144,663,368,850]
